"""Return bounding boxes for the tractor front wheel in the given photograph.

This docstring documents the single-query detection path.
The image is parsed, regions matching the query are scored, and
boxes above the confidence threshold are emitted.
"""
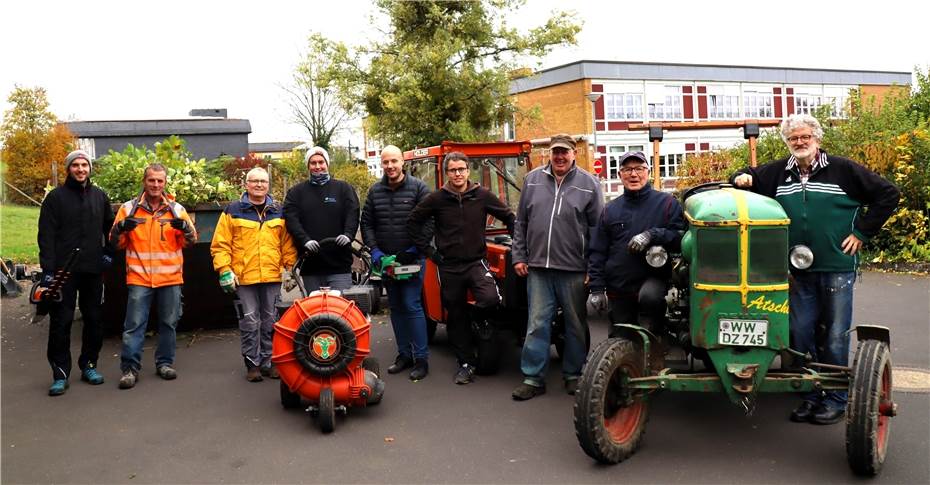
[318,387,336,434]
[846,339,894,476]
[574,338,650,464]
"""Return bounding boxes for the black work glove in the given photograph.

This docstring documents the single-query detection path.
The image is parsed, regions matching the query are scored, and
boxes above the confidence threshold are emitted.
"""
[628,230,653,254]
[169,218,189,231]
[426,247,444,265]
[117,218,140,233]
[101,247,115,270]
[396,247,418,265]
[38,272,55,288]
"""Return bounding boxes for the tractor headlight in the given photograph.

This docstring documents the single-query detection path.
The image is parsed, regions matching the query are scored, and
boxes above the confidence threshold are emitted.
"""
[789,245,814,270]
[645,246,668,268]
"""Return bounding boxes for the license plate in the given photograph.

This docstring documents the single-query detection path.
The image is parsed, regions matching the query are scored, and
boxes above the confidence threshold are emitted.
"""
[718,319,768,347]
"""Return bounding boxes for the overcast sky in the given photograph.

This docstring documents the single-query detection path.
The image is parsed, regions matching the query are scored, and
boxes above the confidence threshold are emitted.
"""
[2,0,926,145]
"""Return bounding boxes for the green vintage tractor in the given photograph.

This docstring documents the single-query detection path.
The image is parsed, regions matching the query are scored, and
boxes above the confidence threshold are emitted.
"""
[573,184,895,476]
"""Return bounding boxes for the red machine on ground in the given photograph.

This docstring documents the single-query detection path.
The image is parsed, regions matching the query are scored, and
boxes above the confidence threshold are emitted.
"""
[273,240,384,433]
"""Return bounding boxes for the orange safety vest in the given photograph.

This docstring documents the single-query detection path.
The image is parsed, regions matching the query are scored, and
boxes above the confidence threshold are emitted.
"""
[111,193,197,288]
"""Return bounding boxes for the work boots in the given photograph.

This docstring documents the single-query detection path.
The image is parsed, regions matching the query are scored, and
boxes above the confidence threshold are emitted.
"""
[409,359,429,381]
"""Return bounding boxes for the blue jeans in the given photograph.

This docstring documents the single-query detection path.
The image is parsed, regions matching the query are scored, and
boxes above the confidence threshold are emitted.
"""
[384,258,428,360]
[790,271,855,410]
[121,285,182,373]
[520,269,589,387]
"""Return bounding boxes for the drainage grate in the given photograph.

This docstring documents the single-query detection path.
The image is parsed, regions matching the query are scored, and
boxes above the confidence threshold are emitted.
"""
[893,367,930,393]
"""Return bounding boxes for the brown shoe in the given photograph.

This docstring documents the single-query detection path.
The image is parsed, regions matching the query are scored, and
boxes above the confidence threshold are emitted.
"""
[260,365,280,379]
[246,367,263,382]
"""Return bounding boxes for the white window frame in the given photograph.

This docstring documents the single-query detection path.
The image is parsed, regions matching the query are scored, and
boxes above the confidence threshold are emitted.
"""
[742,87,774,118]
[706,85,741,119]
[646,85,683,120]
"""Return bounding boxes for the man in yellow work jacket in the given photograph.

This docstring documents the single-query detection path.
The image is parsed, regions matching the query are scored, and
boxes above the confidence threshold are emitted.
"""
[211,167,297,382]
[110,163,197,389]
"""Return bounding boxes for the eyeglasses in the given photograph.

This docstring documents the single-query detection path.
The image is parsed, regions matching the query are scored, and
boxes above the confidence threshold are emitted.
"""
[446,167,468,174]
[247,179,269,185]
[787,134,813,144]
[620,166,648,175]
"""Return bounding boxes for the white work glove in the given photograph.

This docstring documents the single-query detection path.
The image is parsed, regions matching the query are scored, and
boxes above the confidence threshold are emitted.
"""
[282,269,298,292]
[586,291,608,316]
[304,240,320,253]
[335,234,351,246]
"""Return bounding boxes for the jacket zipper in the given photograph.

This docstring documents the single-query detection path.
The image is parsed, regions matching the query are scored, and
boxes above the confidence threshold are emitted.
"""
[545,177,562,268]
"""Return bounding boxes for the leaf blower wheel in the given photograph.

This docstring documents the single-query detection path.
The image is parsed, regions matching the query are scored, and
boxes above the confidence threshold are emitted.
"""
[292,313,358,377]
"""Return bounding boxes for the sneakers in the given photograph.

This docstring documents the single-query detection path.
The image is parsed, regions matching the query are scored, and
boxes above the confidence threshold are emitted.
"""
[81,367,105,385]
[409,359,429,381]
[388,354,414,374]
[260,365,280,379]
[564,378,579,396]
[119,370,138,389]
[454,364,475,385]
[246,367,263,382]
[48,379,69,396]
[156,365,177,380]
[512,382,546,401]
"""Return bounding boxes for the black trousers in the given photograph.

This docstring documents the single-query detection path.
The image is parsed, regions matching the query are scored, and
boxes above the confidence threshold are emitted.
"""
[47,272,104,380]
[438,260,501,366]
[608,277,668,338]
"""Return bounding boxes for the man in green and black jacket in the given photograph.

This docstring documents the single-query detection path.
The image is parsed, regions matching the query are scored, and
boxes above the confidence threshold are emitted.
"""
[730,113,899,425]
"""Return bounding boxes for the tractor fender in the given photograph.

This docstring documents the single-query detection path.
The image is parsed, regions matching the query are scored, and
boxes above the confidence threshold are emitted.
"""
[851,325,890,345]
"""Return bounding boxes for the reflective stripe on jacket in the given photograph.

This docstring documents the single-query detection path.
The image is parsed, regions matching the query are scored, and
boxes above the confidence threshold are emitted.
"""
[110,193,196,288]
[210,193,297,285]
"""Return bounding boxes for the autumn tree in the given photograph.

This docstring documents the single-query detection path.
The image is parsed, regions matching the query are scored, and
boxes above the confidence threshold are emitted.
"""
[0,86,73,204]
[317,0,581,148]
[282,33,355,151]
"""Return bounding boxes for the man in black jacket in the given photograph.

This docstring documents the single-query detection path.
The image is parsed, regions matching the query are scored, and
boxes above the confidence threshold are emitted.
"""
[37,149,115,396]
[361,145,431,380]
[587,152,685,338]
[408,152,515,385]
[284,146,360,291]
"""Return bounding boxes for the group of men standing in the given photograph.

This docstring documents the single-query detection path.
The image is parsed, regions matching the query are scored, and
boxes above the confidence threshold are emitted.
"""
[37,114,899,428]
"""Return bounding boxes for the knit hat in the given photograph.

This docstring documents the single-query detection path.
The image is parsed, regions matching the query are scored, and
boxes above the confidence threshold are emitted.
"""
[304,146,330,167]
[65,150,92,172]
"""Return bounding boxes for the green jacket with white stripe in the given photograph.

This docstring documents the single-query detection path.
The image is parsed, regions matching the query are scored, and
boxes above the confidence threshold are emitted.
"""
[729,151,899,272]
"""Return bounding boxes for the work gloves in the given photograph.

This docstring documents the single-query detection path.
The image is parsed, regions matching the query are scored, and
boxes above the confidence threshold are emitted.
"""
[304,240,320,253]
[169,218,191,232]
[38,272,55,289]
[101,247,114,270]
[395,246,418,265]
[116,217,141,233]
[282,269,298,292]
[334,234,352,246]
[628,230,653,254]
[219,270,238,294]
[370,248,385,269]
[586,291,608,316]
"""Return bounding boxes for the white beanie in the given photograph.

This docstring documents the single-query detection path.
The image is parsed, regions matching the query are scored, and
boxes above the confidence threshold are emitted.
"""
[304,146,330,167]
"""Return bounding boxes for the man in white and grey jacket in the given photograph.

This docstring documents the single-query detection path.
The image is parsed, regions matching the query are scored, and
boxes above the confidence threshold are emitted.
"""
[511,134,604,400]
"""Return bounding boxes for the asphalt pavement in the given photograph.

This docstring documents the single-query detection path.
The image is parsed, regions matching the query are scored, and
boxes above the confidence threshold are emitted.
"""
[1,271,928,484]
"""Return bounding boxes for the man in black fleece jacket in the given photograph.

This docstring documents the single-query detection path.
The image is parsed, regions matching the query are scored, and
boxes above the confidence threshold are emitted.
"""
[37,150,115,396]
[408,152,515,385]
[284,146,360,291]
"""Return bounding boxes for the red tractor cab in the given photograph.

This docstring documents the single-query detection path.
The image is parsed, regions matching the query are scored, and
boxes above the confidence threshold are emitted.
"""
[404,141,569,373]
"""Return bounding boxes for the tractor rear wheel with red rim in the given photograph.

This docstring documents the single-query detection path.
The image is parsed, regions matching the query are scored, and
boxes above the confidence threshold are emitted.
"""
[573,337,649,464]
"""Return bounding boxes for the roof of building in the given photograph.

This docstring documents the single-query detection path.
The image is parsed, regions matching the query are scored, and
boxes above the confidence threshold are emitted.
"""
[249,141,305,153]
[510,60,912,94]
[64,118,252,137]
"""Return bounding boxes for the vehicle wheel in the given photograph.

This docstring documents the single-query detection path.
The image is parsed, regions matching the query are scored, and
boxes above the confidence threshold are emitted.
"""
[280,381,301,409]
[426,318,438,344]
[361,356,380,377]
[318,387,336,434]
[574,337,650,464]
[846,339,893,476]
[476,333,501,375]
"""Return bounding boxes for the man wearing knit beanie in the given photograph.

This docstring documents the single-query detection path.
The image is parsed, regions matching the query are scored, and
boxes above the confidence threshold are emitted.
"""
[284,145,359,292]
[37,149,115,395]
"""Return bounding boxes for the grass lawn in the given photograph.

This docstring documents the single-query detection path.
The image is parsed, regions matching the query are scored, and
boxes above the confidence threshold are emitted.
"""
[1,203,39,263]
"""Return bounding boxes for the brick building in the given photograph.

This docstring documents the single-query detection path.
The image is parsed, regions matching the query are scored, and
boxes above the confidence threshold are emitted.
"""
[509,60,910,195]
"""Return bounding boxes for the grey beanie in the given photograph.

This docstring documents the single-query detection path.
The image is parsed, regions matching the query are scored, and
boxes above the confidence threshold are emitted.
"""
[65,150,92,172]
[304,146,330,167]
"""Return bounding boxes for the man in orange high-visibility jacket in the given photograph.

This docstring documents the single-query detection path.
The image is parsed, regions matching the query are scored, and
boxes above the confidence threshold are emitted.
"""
[109,163,197,390]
